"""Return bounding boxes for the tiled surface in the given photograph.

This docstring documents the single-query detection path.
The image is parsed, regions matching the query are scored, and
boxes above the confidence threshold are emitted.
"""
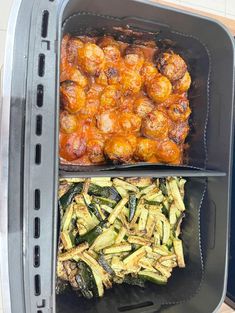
[0,0,234,313]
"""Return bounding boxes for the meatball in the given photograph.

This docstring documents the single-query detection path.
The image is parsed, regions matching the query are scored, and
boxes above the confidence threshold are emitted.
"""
[133,97,154,118]
[157,52,187,82]
[167,97,191,122]
[104,67,120,85]
[119,113,142,133]
[134,138,157,161]
[156,140,181,164]
[141,110,169,139]
[66,37,84,65]
[141,61,158,84]
[69,67,88,88]
[126,134,137,151]
[121,70,142,94]
[100,85,121,110]
[124,54,144,72]
[78,43,105,75]
[104,136,134,163]
[60,134,86,161]
[169,123,189,144]
[96,112,119,133]
[87,139,105,164]
[60,111,78,134]
[103,45,121,63]
[96,71,108,86]
[173,71,191,93]
[97,36,119,49]
[60,82,86,113]
[146,75,172,103]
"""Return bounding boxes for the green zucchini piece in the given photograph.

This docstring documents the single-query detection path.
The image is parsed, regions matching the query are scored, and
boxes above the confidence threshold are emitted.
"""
[75,221,106,246]
[76,260,97,298]
[108,198,128,224]
[91,227,117,252]
[138,270,167,285]
[92,271,104,297]
[93,197,117,208]
[174,213,185,238]
[173,239,185,268]
[87,203,104,221]
[159,178,168,196]
[103,243,132,254]
[128,193,137,222]
[61,204,74,231]
[60,231,74,250]
[97,255,115,276]
[88,184,121,202]
[59,183,83,210]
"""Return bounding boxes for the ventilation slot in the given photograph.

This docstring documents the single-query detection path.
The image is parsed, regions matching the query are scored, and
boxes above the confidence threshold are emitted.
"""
[36,115,42,136]
[34,275,41,296]
[38,54,45,77]
[35,189,41,210]
[34,218,40,239]
[41,10,49,38]
[118,302,153,312]
[34,246,40,267]
[37,85,44,107]
[37,311,42,313]
[35,144,41,165]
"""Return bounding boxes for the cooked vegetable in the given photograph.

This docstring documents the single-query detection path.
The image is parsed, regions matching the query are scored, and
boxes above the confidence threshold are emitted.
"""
[59,183,83,210]
[57,177,187,298]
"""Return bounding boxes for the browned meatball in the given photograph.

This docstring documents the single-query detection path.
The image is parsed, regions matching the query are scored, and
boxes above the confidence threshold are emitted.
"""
[60,82,86,113]
[87,139,105,164]
[96,112,119,133]
[78,43,105,75]
[100,85,121,110]
[60,133,86,161]
[104,136,134,163]
[134,138,157,161]
[146,75,172,103]
[156,140,181,164]
[60,111,78,134]
[173,71,191,93]
[66,37,84,65]
[141,110,169,139]
[167,97,191,122]
[126,134,137,151]
[119,113,142,133]
[68,67,88,88]
[96,71,108,86]
[103,45,121,63]
[121,70,142,94]
[97,36,119,48]
[141,61,158,84]
[133,97,154,118]
[157,52,187,82]
[169,123,189,144]
[124,54,144,72]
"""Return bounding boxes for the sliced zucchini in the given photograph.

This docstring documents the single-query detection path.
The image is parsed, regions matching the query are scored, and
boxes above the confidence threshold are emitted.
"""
[108,197,128,224]
[103,243,132,254]
[123,246,146,265]
[173,239,185,268]
[146,213,156,238]
[138,257,156,272]
[138,270,167,285]
[75,222,105,246]
[154,262,172,278]
[60,231,74,250]
[168,179,185,211]
[92,270,104,296]
[128,193,137,222]
[116,186,129,198]
[153,246,169,256]
[100,204,113,214]
[58,242,89,261]
[93,197,116,208]
[113,178,139,193]
[97,255,115,276]
[59,183,83,210]
[138,208,148,231]
[90,227,117,252]
[61,204,74,231]
[115,226,127,244]
[123,275,145,287]
[162,220,171,244]
[125,177,152,188]
[127,235,151,246]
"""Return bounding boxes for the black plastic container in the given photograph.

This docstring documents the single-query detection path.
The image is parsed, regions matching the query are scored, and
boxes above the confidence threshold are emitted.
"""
[2,1,234,313]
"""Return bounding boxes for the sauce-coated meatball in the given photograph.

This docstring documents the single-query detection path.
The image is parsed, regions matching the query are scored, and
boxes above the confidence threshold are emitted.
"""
[87,139,105,164]
[134,138,157,161]
[60,82,86,113]
[142,110,169,139]
[173,71,191,93]
[157,52,187,82]
[60,111,78,134]
[66,37,84,65]
[133,97,154,118]
[96,112,119,133]
[100,85,121,110]
[97,36,119,48]
[146,75,172,103]
[104,136,134,163]
[69,67,88,88]
[60,134,86,161]
[141,61,158,84]
[169,123,189,144]
[78,43,105,75]
[103,45,121,63]
[167,97,191,122]
[121,70,142,94]
[124,54,144,72]
[119,113,142,133]
[156,139,181,164]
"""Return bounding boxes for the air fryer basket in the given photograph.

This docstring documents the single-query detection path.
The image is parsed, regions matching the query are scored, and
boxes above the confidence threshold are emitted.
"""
[2,1,234,313]
[60,13,210,171]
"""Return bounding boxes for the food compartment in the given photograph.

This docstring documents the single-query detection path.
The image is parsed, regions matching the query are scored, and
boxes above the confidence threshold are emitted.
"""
[59,13,210,171]
[56,176,205,313]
